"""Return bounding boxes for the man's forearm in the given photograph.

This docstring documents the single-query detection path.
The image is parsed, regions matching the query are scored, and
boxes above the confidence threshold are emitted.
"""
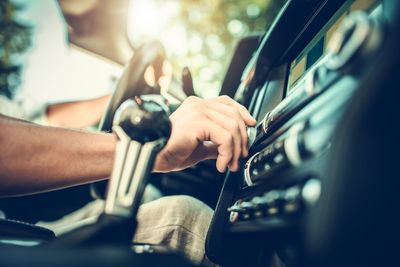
[0,115,117,196]
[46,95,110,128]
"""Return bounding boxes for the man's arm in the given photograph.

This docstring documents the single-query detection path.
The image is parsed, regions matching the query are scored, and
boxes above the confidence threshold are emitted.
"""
[0,114,117,196]
[45,95,110,128]
[0,96,256,197]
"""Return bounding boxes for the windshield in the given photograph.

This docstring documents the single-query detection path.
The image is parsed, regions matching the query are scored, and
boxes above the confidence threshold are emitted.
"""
[128,0,287,98]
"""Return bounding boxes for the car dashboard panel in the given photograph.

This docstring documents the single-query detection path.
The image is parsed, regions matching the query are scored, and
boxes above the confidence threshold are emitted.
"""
[206,0,388,266]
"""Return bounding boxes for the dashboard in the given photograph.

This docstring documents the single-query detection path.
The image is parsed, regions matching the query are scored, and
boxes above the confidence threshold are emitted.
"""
[205,0,394,266]
[0,1,398,266]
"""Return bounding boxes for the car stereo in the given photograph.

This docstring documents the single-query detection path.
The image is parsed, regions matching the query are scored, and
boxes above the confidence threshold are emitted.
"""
[243,10,383,187]
[206,0,388,265]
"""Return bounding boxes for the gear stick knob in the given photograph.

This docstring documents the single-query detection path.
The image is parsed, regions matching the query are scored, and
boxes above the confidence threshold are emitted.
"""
[114,96,171,143]
[104,95,171,218]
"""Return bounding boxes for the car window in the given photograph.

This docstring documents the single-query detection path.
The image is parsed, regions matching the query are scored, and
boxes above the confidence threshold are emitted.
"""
[1,0,288,102]
[128,0,288,98]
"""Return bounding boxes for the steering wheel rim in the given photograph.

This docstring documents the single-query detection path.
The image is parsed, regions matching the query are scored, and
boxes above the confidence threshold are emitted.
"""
[91,41,166,199]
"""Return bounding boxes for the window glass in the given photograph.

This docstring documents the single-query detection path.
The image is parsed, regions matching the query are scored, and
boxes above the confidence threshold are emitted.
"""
[128,0,287,98]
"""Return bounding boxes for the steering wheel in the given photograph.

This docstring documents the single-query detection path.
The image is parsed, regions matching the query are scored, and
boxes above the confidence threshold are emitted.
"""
[91,40,166,199]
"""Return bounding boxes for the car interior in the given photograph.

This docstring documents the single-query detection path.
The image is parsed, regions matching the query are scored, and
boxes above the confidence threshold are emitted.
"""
[1,0,399,266]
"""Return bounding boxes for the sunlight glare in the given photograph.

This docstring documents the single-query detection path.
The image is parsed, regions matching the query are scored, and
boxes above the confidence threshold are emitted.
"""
[127,0,181,49]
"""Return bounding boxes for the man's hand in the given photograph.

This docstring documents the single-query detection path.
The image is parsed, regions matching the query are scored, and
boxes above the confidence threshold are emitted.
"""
[154,96,256,173]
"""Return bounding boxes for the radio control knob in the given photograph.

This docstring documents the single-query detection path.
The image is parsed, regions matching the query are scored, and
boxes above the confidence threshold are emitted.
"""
[325,11,383,71]
[305,65,329,95]
[327,14,358,58]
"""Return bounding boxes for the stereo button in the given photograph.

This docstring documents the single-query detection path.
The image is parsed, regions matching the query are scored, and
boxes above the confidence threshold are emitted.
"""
[283,186,302,213]
[273,153,285,164]
[251,196,268,217]
[302,178,321,206]
[325,11,382,71]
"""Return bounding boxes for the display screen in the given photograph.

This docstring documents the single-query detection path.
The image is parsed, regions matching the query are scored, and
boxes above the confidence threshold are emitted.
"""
[287,0,380,94]
[254,64,287,122]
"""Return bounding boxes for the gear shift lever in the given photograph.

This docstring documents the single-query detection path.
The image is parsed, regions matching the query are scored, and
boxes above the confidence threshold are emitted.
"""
[51,95,171,247]
[104,95,171,218]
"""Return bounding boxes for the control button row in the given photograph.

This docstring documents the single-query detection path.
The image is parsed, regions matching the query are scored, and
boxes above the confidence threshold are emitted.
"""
[228,179,321,224]
[244,137,290,186]
[228,186,302,224]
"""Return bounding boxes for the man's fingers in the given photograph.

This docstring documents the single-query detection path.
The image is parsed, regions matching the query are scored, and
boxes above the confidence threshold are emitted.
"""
[196,119,234,173]
[177,142,218,171]
[163,95,255,173]
[203,109,242,170]
[215,95,257,126]
[206,102,249,158]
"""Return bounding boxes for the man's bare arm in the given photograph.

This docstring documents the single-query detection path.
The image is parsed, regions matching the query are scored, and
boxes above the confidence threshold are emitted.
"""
[46,95,110,128]
[0,96,256,197]
[0,114,117,196]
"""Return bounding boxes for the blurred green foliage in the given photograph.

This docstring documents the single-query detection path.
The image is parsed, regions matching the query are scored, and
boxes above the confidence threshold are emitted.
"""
[175,0,287,97]
[0,0,31,98]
